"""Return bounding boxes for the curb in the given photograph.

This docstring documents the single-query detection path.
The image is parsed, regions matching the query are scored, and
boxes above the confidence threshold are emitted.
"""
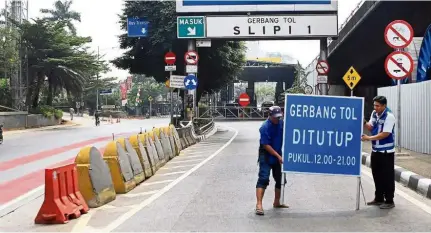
[3,123,80,135]
[361,152,431,199]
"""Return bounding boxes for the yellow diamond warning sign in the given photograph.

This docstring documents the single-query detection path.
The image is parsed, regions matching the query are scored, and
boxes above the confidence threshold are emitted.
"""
[342,66,361,90]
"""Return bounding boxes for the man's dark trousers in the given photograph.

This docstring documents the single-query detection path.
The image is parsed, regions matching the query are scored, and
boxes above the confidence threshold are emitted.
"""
[370,151,395,203]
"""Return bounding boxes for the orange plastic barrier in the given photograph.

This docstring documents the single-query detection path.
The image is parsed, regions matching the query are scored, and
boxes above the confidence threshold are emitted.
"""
[35,163,89,224]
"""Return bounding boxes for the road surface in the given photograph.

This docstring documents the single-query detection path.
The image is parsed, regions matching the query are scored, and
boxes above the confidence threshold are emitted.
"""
[1,121,431,232]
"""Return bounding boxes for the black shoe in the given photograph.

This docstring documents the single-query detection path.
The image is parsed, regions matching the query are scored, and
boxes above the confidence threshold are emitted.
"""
[380,202,395,209]
[367,199,384,206]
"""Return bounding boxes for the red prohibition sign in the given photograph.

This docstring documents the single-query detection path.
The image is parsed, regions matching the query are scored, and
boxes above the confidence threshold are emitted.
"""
[164,52,176,65]
[316,60,329,75]
[184,51,199,65]
[384,20,414,49]
[384,51,414,80]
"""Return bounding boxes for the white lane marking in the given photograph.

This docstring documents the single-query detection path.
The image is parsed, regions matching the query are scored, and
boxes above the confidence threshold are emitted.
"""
[101,126,238,232]
[123,190,160,198]
[160,164,197,170]
[140,180,174,186]
[0,185,44,214]
[156,171,187,176]
[168,159,203,164]
[177,155,206,159]
[361,168,431,215]
[71,209,96,232]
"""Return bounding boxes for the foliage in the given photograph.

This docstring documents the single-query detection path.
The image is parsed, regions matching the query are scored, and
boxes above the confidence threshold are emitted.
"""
[127,75,168,107]
[255,83,275,105]
[40,0,81,35]
[37,105,63,119]
[113,1,247,101]
[0,79,11,107]
[285,62,309,94]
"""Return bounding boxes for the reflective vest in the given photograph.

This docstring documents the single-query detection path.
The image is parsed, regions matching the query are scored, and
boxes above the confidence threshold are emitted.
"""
[371,109,395,152]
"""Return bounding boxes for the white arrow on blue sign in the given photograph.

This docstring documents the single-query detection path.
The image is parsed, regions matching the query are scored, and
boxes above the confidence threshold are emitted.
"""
[127,17,149,37]
[184,74,198,90]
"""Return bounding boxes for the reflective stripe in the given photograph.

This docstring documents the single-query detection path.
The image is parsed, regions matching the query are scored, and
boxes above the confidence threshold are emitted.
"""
[373,142,394,149]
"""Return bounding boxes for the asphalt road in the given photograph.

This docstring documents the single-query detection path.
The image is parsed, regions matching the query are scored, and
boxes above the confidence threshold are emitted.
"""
[1,121,431,232]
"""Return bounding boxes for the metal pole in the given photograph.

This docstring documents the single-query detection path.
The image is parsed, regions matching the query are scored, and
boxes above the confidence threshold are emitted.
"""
[170,88,173,124]
[351,89,353,97]
[319,38,328,95]
[96,46,100,111]
[356,177,360,210]
[149,100,152,119]
[280,173,286,205]
[397,79,401,152]
[187,40,196,120]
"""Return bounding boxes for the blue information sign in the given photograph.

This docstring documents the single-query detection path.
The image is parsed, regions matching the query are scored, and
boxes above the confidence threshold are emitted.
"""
[183,0,331,6]
[127,17,149,37]
[282,94,364,176]
[184,74,198,90]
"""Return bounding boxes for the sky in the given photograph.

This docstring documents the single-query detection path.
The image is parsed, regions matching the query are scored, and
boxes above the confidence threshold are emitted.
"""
[0,0,363,79]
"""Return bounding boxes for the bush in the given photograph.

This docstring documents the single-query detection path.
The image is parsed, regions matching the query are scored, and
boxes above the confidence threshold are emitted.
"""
[54,109,63,119]
[36,105,63,119]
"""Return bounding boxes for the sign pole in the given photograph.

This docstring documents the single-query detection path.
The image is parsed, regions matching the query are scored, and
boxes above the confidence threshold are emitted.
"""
[397,77,401,153]
[187,40,196,120]
[169,49,174,125]
[319,38,328,95]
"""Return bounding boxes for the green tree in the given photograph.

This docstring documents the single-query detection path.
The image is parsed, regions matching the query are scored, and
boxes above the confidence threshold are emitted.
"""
[21,19,102,108]
[285,62,309,94]
[127,75,167,107]
[255,83,275,104]
[40,0,81,35]
[112,1,246,102]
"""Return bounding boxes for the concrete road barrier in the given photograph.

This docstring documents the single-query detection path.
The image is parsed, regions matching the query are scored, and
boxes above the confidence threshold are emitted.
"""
[165,127,177,157]
[75,146,116,208]
[129,135,153,178]
[150,131,167,166]
[118,138,145,185]
[160,130,174,160]
[143,133,162,170]
[103,141,136,194]
[170,125,183,154]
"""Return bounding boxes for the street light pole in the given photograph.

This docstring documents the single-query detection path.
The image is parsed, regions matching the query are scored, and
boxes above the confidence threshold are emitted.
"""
[96,46,100,111]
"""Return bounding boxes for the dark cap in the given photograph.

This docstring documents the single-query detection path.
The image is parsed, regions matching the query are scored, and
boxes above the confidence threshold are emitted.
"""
[269,106,282,118]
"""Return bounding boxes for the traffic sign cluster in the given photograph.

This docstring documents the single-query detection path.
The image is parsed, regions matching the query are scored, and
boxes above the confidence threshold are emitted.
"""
[384,20,414,80]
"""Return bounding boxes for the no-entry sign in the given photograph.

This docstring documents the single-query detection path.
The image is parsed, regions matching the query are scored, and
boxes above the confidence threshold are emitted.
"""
[384,51,413,80]
[238,93,250,107]
[184,51,199,65]
[165,52,176,65]
[316,60,329,75]
[384,20,414,49]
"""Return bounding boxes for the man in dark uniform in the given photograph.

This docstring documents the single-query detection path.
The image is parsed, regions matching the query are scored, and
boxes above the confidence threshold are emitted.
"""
[255,106,289,215]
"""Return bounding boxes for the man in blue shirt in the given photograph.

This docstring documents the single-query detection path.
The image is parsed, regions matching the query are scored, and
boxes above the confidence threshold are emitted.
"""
[255,106,288,215]
[362,96,396,209]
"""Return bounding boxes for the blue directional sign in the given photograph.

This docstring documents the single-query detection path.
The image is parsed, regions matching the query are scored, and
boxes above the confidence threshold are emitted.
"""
[127,17,149,37]
[282,94,364,176]
[99,89,112,95]
[184,74,198,90]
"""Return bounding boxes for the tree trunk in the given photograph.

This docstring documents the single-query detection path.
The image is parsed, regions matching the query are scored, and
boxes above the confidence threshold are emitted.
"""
[46,78,53,106]
[32,72,45,108]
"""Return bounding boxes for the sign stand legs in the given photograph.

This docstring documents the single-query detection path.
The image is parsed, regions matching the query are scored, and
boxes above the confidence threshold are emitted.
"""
[280,173,286,206]
[356,177,368,210]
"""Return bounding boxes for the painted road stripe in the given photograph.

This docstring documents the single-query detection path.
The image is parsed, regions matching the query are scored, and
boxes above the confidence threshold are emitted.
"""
[168,159,203,164]
[140,180,174,186]
[0,146,106,204]
[0,132,131,172]
[123,190,160,198]
[156,171,187,176]
[160,164,197,170]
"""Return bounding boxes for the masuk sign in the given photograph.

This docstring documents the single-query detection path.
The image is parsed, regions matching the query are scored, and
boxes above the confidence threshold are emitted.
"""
[176,0,338,13]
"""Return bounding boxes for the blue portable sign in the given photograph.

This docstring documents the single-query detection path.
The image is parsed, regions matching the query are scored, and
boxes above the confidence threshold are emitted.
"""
[127,17,149,37]
[184,74,198,90]
[282,94,364,176]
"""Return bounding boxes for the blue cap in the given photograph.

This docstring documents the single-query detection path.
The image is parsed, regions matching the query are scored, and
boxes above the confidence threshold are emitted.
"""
[269,106,282,118]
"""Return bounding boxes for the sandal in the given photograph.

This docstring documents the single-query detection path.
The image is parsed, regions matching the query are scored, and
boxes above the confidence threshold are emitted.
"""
[273,204,289,208]
[255,207,264,215]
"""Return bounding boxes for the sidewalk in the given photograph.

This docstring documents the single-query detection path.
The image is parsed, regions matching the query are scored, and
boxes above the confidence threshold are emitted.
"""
[3,115,95,136]
[362,141,431,179]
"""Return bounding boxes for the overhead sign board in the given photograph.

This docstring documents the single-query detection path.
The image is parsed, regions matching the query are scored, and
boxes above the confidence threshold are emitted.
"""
[176,0,338,13]
[170,75,186,89]
[342,66,361,90]
[384,51,413,80]
[282,94,363,176]
[206,15,338,38]
[127,17,149,37]
[177,16,206,38]
[384,20,413,49]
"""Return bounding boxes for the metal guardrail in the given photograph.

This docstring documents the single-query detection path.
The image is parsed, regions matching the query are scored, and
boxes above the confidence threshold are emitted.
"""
[198,106,274,120]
